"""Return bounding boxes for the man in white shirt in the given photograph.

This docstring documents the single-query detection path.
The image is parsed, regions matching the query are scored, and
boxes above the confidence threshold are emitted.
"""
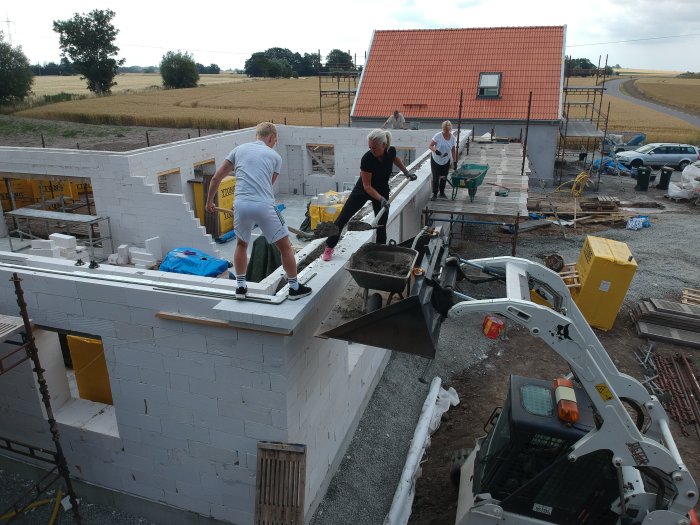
[205,122,311,301]
[383,109,407,130]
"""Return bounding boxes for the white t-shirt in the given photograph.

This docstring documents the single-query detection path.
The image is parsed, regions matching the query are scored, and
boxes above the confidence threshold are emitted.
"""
[384,113,406,129]
[226,140,282,204]
[431,132,456,166]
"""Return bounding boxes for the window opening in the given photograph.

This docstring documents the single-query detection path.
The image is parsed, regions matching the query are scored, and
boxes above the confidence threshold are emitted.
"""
[478,73,502,98]
[307,144,335,176]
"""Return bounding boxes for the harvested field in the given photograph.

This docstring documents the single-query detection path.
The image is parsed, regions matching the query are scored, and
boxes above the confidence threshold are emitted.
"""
[634,77,700,115]
[29,73,249,96]
[564,76,700,144]
[18,77,351,128]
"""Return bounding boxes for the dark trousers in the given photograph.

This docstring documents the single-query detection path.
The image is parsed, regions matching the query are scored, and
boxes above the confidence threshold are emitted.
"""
[325,186,389,248]
[431,157,450,195]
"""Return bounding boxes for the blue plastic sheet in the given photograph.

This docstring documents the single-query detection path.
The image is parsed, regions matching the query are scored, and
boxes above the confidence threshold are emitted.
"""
[159,247,229,277]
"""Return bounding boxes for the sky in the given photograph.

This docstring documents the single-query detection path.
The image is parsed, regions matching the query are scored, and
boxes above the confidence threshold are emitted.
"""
[3,0,700,72]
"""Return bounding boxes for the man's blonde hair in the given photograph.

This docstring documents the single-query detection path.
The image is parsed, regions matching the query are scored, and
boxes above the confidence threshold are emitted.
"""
[256,122,277,139]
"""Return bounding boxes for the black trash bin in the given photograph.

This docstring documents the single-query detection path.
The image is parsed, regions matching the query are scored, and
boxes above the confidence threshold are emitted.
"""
[657,166,673,190]
[635,166,651,191]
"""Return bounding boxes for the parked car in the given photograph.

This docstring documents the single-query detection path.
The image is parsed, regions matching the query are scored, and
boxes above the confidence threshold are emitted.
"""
[615,143,700,170]
[601,132,646,155]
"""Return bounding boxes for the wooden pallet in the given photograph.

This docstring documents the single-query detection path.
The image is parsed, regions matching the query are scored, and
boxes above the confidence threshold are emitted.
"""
[682,288,700,306]
[559,263,580,289]
[580,195,620,211]
[255,442,306,525]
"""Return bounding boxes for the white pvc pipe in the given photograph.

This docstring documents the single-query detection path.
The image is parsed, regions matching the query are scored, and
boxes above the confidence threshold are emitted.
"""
[384,376,459,525]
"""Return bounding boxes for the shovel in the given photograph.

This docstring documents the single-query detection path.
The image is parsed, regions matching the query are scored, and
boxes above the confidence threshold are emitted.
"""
[348,175,413,232]
[213,207,338,240]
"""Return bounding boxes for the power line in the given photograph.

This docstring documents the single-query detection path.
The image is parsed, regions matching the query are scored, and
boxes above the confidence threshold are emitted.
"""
[568,32,700,48]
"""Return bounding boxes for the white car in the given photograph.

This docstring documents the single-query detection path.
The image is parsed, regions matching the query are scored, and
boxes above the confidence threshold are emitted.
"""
[615,143,699,170]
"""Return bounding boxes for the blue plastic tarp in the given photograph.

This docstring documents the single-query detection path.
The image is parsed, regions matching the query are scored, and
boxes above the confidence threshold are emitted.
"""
[159,247,230,277]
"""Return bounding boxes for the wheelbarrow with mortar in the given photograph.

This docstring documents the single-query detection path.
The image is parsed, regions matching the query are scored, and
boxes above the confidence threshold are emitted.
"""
[320,226,461,359]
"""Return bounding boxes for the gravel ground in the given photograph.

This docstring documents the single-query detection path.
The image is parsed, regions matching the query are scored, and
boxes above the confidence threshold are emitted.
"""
[310,171,699,525]
[2,171,698,525]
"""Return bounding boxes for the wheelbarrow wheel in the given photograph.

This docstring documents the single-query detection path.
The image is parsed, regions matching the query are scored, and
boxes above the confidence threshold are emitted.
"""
[367,293,383,313]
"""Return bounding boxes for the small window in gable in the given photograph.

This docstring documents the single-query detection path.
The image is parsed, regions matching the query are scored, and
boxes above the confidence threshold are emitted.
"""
[478,73,502,98]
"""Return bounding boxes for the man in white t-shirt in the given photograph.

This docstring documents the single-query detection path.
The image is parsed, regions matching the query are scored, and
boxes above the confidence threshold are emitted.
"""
[383,109,407,130]
[205,122,311,301]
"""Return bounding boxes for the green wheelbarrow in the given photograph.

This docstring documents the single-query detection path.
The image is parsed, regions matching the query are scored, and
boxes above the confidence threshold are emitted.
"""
[446,163,490,202]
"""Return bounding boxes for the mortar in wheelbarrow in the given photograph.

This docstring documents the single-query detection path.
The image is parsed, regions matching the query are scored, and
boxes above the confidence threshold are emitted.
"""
[320,233,457,359]
[345,242,419,297]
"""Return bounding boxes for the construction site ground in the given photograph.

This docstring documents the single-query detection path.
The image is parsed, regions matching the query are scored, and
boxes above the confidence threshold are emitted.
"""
[1,118,699,523]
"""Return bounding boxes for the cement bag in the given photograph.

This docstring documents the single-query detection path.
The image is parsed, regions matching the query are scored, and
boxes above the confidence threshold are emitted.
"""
[159,247,229,277]
[668,182,693,200]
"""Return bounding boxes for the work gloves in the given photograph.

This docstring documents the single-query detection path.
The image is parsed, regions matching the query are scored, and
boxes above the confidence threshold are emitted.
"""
[404,172,417,181]
[434,149,448,157]
[379,197,390,210]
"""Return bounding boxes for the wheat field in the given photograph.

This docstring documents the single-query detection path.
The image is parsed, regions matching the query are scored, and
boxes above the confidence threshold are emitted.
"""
[20,76,353,128]
[17,73,699,142]
[634,77,700,115]
[564,76,700,144]
[29,73,250,96]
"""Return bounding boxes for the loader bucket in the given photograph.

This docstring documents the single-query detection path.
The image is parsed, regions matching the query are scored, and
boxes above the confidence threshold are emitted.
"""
[319,294,439,359]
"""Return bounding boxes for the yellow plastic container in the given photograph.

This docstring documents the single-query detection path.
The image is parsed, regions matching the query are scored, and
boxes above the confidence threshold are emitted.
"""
[571,236,637,330]
[67,335,113,405]
[188,176,236,232]
[310,191,344,229]
[217,176,236,234]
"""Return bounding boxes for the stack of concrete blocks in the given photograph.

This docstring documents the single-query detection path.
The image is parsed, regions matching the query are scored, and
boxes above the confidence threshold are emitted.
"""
[48,233,86,260]
[28,239,60,258]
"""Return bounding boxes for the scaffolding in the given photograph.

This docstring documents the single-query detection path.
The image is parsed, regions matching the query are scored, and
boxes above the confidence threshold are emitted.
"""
[555,55,612,186]
[0,274,81,522]
[318,57,359,128]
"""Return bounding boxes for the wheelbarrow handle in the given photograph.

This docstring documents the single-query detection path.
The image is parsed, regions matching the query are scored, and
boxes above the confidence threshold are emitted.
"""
[370,176,412,228]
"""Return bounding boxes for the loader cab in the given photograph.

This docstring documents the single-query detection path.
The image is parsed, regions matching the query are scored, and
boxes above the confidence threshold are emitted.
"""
[472,375,620,524]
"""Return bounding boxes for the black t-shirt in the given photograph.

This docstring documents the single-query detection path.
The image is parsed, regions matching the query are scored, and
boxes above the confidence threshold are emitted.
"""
[356,146,396,194]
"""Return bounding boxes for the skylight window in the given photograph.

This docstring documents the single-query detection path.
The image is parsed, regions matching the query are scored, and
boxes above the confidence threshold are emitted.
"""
[478,73,502,98]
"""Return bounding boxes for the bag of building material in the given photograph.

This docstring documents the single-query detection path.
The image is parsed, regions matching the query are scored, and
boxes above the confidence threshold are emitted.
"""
[159,247,230,277]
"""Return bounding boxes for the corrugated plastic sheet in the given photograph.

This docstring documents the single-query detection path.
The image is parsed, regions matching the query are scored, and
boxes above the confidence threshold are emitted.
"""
[353,26,565,122]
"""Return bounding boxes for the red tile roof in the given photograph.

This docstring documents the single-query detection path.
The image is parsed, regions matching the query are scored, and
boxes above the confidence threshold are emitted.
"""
[353,26,565,122]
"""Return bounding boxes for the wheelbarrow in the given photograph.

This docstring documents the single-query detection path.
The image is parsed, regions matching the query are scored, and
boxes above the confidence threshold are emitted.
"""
[446,163,490,202]
[344,241,419,312]
[320,229,459,359]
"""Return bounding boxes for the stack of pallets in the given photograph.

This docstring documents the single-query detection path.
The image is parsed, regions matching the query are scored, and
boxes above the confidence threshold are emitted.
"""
[631,298,700,348]
[579,195,620,212]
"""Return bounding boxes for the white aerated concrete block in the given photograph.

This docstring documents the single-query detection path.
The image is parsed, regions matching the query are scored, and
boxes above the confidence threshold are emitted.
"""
[145,237,162,259]
[30,239,54,249]
[29,246,61,258]
[49,233,78,249]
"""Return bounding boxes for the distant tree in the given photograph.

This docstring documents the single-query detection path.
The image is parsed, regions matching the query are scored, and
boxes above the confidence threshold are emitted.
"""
[325,49,353,71]
[53,9,125,94]
[566,57,596,77]
[160,51,199,88]
[299,53,320,75]
[196,63,220,74]
[0,32,34,102]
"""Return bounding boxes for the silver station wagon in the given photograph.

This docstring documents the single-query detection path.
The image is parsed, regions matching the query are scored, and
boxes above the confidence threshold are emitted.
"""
[615,143,699,170]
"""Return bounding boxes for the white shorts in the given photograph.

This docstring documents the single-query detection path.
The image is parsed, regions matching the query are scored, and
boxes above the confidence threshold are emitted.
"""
[233,201,289,244]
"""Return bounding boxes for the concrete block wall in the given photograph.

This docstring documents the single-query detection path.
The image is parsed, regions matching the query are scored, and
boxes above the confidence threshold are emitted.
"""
[0,233,393,524]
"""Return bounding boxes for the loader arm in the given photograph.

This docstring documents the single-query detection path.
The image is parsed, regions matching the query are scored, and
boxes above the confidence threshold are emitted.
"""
[450,257,697,523]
